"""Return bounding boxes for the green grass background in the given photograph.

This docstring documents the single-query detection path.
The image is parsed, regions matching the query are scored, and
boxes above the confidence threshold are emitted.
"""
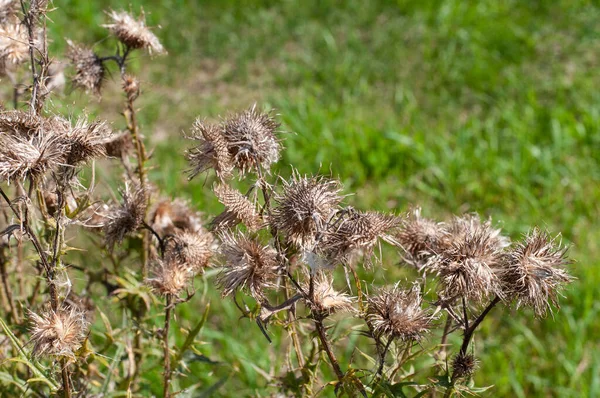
[39,0,600,396]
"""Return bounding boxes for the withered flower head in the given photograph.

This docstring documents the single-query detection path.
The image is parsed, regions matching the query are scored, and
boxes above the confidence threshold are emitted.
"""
[0,1,19,23]
[164,230,214,273]
[151,198,204,236]
[210,183,261,232]
[318,209,401,267]
[104,184,147,250]
[272,172,343,249]
[308,272,354,316]
[443,214,509,252]
[102,130,134,158]
[0,22,29,65]
[500,228,573,317]
[66,40,104,95]
[452,352,478,379]
[396,208,446,269]
[367,283,433,342]
[432,216,507,304]
[0,109,43,136]
[217,232,278,299]
[61,117,112,166]
[29,306,89,359]
[122,74,140,102]
[0,126,65,183]
[146,258,191,296]
[222,105,281,174]
[103,10,165,54]
[186,119,233,180]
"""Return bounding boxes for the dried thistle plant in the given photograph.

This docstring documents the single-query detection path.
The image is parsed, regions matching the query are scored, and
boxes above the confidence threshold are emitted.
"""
[500,228,573,317]
[66,40,105,95]
[28,306,89,360]
[147,258,192,296]
[396,207,446,269]
[103,9,165,54]
[164,230,214,273]
[211,183,261,231]
[104,184,147,249]
[308,272,354,316]
[186,119,233,181]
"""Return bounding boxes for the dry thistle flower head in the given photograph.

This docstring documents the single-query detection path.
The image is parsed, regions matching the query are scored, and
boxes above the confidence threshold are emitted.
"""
[104,184,147,250]
[186,119,233,181]
[432,215,508,304]
[0,1,19,24]
[66,40,105,95]
[151,198,204,236]
[0,109,43,136]
[164,230,214,273]
[103,10,165,54]
[500,228,573,317]
[0,121,66,183]
[272,172,343,249]
[211,183,261,232]
[308,272,354,316]
[367,283,433,343]
[222,105,281,175]
[102,130,134,158]
[29,306,89,360]
[318,209,401,267]
[452,352,479,379]
[147,258,191,296]
[60,117,112,166]
[396,207,446,269]
[217,232,278,299]
[0,22,29,65]
[122,74,140,102]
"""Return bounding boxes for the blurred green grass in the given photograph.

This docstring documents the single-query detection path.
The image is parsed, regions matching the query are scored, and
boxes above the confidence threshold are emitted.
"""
[46,0,600,396]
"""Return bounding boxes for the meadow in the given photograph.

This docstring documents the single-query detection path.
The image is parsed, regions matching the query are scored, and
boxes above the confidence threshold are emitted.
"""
[3,0,599,396]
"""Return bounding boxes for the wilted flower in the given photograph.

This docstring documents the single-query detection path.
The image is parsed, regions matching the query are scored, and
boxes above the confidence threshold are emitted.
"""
[318,209,401,267]
[222,105,281,174]
[452,352,478,379]
[147,258,191,296]
[0,126,65,182]
[217,232,278,299]
[500,228,572,317]
[66,40,104,95]
[122,74,140,102]
[104,184,147,249]
[151,198,204,236]
[0,1,19,24]
[186,119,233,180]
[102,130,134,159]
[308,272,354,316]
[103,10,165,54]
[271,172,343,249]
[0,22,29,65]
[431,215,507,304]
[367,284,433,343]
[164,230,214,273]
[29,306,89,359]
[211,183,261,232]
[61,118,112,166]
[0,110,43,136]
[396,208,446,269]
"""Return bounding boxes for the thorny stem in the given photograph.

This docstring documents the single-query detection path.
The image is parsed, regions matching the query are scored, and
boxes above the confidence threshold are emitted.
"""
[21,0,39,114]
[376,338,393,379]
[61,359,71,398]
[313,317,344,381]
[163,294,173,398]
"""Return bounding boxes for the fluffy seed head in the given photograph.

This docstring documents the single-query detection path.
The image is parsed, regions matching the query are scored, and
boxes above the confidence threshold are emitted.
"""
[102,131,134,158]
[396,208,446,269]
[217,232,278,299]
[29,306,89,359]
[186,119,233,180]
[103,10,165,54]
[221,105,281,174]
[452,353,478,379]
[147,259,191,296]
[164,230,214,273]
[0,22,29,65]
[272,173,343,249]
[151,198,204,236]
[308,272,354,316]
[211,183,261,232]
[61,118,112,166]
[500,228,573,317]
[367,284,433,342]
[66,40,104,95]
[431,215,508,304]
[104,185,147,250]
[318,209,401,267]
